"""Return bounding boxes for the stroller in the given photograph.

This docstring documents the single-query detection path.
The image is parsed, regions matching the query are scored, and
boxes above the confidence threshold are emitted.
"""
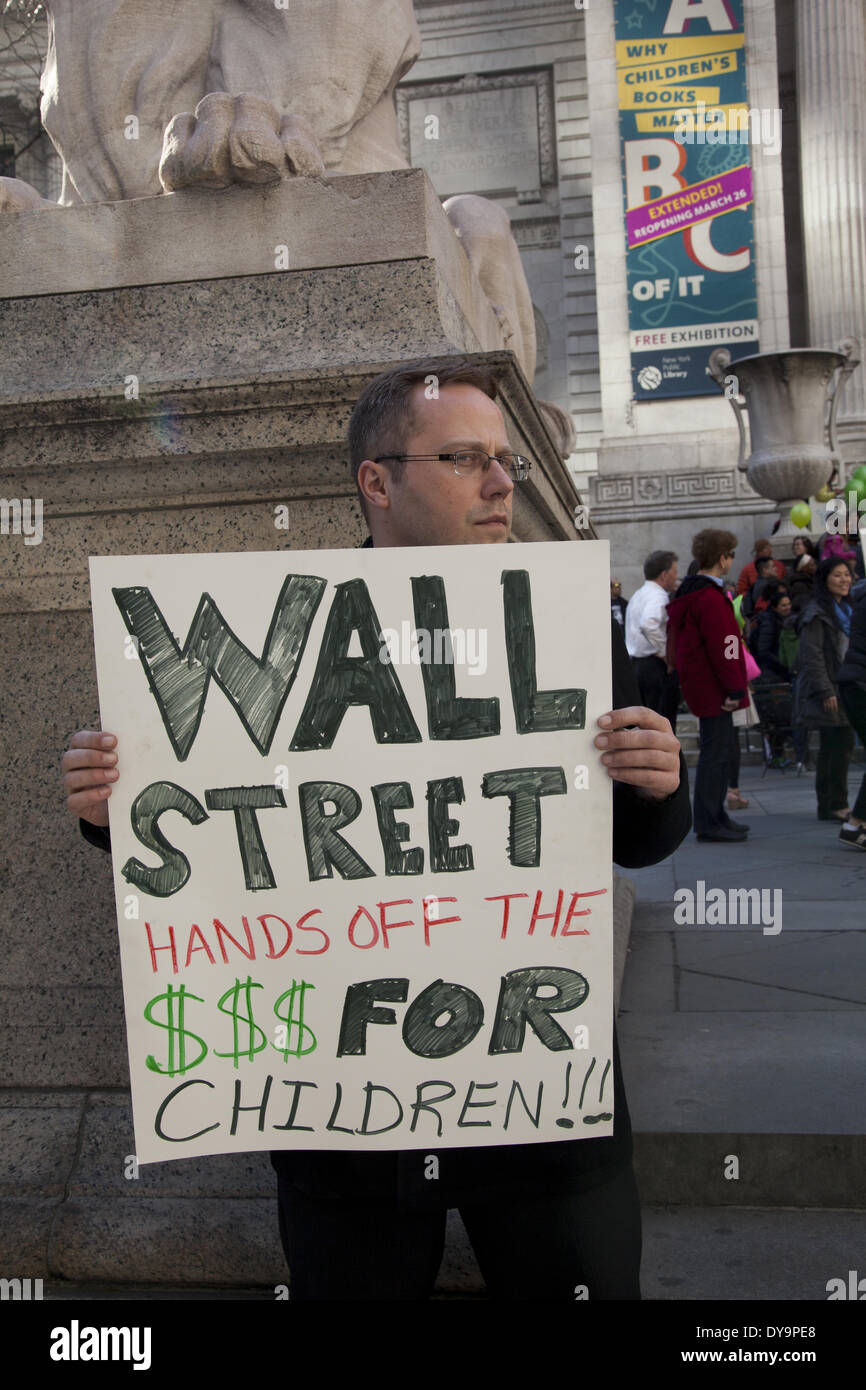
[749,680,799,774]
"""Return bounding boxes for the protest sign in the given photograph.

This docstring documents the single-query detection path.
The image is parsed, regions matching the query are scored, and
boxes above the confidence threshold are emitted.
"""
[90,541,613,1163]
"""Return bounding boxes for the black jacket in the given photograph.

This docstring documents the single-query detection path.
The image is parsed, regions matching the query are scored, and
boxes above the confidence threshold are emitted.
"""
[792,597,852,728]
[752,608,790,683]
[82,562,692,1209]
[837,588,866,689]
[788,572,815,615]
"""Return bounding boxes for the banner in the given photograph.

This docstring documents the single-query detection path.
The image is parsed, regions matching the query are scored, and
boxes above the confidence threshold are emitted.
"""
[90,542,614,1163]
[615,0,760,399]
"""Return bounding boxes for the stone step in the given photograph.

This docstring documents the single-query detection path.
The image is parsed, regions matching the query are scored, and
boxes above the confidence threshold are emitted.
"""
[632,1133,866,1208]
[35,1202,866,1304]
[29,1195,866,1306]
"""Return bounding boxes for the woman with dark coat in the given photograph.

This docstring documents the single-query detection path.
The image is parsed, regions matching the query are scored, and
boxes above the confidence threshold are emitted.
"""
[792,558,855,820]
[752,590,807,765]
[788,554,817,615]
[753,589,794,683]
[836,583,866,848]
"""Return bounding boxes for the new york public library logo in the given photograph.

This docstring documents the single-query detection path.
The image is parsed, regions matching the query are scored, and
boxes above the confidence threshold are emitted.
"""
[673,881,782,935]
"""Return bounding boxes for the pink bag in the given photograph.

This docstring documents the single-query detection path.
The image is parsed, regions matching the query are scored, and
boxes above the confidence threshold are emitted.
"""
[726,590,760,682]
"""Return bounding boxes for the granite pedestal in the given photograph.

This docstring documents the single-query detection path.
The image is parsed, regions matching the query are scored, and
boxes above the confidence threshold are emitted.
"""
[0,170,607,1292]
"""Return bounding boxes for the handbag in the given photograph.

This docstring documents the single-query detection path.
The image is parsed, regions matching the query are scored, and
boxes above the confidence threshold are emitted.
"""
[743,647,761,682]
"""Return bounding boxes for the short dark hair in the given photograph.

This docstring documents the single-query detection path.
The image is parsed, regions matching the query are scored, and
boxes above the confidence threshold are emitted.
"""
[347,357,500,513]
[692,528,738,570]
[756,555,776,573]
[644,549,678,581]
[767,586,790,609]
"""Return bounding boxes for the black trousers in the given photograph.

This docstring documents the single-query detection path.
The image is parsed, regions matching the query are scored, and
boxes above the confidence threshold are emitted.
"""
[663,669,681,736]
[276,1162,642,1301]
[839,684,866,819]
[815,724,855,816]
[633,655,679,733]
[728,717,741,788]
[633,654,666,716]
[694,712,734,835]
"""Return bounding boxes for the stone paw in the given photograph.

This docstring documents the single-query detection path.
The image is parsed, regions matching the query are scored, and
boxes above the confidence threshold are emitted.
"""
[158,92,325,193]
[0,176,53,213]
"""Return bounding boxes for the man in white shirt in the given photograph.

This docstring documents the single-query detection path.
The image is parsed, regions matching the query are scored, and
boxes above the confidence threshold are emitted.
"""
[625,550,679,724]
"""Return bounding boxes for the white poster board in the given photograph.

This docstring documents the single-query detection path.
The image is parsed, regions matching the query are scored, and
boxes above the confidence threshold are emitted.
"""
[90,541,613,1163]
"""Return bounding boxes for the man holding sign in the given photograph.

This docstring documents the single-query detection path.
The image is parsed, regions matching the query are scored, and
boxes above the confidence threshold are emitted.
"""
[62,356,689,1300]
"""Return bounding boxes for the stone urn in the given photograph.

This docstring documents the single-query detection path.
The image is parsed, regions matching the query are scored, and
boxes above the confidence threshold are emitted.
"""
[708,340,861,540]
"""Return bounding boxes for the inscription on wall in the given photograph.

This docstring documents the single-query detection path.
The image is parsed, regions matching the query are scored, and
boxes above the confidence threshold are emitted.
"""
[397,71,556,199]
[408,87,538,196]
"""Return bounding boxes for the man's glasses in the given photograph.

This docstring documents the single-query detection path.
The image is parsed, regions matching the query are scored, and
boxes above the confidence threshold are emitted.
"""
[374,450,532,482]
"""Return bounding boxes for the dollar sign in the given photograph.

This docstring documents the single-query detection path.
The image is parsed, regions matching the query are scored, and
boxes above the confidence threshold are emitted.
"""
[144,983,208,1076]
[214,976,268,1066]
[273,980,317,1060]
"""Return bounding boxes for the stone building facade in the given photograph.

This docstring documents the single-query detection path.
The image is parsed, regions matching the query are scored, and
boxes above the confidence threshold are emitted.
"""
[406,0,866,591]
[2,0,864,592]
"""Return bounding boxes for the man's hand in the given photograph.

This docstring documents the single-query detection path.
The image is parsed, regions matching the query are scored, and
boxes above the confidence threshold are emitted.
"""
[61,730,118,828]
[721,696,740,713]
[595,706,682,801]
[823,695,838,714]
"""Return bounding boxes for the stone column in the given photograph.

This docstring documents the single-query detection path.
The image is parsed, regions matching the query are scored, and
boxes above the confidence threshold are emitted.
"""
[796,0,866,429]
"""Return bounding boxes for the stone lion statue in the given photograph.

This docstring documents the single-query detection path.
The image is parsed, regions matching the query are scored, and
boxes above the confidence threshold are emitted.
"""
[0,0,575,455]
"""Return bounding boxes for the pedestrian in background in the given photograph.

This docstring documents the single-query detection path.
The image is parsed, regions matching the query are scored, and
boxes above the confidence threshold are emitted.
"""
[741,558,784,633]
[837,582,866,848]
[752,587,794,680]
[784,535,816,586]
[667,530,750,842]
[793,557,855,821]
[610,578,628,630]
[736,538,786,596]
[625,550,679,725]
[789,553,817,615]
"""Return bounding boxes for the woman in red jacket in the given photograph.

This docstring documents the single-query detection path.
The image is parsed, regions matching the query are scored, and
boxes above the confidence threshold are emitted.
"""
[668,529,750,842]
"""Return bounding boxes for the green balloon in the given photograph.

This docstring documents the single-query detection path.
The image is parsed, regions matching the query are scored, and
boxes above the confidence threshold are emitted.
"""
[847,475,866,504]
[851,465,866,484]
[790,502,811,529]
